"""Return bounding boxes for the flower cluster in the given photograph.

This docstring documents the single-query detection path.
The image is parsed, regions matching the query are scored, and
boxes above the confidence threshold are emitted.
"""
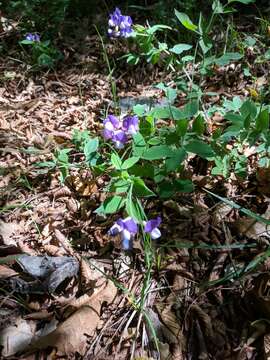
[103,114,139,148]
[25,33,40,42]
[108,8,133,38]
[108,216,162,250]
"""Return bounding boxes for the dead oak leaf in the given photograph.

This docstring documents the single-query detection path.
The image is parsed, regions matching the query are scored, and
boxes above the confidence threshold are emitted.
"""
[30,280,117,355]
[0,220,23,246]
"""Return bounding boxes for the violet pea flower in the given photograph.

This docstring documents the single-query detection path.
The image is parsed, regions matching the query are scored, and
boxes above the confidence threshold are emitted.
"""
[144,217,162,240]
[103,115,121,140]
[122,115,139,135]
[108,217,138,249]
[25,33,40,42]
[108,8,133,38]
[112,130,128,149]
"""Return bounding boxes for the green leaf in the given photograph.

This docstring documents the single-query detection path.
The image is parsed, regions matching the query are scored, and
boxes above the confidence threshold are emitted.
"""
[111,153,122,170]
[148,137,162,145]
[122,157,140,170]
[175,10,198,32]
[174,179,194,192]
[158,181,174,198]
[215,52,243,66]
[170,43,192,55]
[133,104,146,117]
[133,177,155,197]
[142,145,175,160]
[129,164,155,178]
[240,100,257,120]
[95,196,125,214]
[165,148,186,172]
[185,140,215,159]
[110,179,130,194]
[228,0,254,3]
[84,138,99,162]
[256,109,269,131]
[132,132,147,157]
[36,161,56,168]
[192,115,205,135]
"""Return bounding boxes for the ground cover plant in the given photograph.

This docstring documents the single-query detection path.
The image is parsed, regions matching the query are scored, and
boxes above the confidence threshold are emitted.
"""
[1,0,270,359]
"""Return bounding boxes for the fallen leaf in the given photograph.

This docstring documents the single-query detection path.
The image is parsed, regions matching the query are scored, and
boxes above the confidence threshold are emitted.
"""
[30,280,117,355]
[0,317,36,357]
[0,220,23,246]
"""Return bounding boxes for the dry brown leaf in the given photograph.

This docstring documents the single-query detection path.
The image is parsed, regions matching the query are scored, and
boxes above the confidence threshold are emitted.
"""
[0,220,23,246]
[0,317,36,357]
[54,229,74,255]
[0,264,18,278]
[31,280,117,355]
[68,174,98,197]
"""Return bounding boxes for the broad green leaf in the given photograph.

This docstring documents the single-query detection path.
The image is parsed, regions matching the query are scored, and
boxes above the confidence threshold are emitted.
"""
[110,179,130,194]
[175,10,198,32]
[158,181,174,198]
[95,196,125,214]
[177,119,189,137]
[133,104,146,117]
[192,115,205,135]
[84,138,99,162]
[111,153,122,170]
[132,132,146,156]
[240,100,257,120]
[174,179,194,192]
[122,157,140,170]
[133,177,155,197]
[256,109,269,131]
[215,52,243,66]
[165,148,186,172]
[129,164,155,178]
[185,140,215,159]
[148,137,162,145]
[156,83,177,103]
[142,145,175,160]
[170,43,192,55]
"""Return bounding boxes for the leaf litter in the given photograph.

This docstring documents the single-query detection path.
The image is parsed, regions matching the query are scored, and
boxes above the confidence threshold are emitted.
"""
[1,20,270,360]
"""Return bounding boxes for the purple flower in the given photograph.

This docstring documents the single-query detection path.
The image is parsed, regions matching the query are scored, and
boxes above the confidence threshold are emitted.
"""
[103,115,121,140]
[122,115,139,135]
[103,113,139,148]
[108,8,133,38]
[108,217,138,249]
[144,217,162,240]
[112,130,128,148]
[25,33,40,42]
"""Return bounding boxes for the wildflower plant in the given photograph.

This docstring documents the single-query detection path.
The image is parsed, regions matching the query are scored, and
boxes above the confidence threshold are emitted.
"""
[20,33,62,68]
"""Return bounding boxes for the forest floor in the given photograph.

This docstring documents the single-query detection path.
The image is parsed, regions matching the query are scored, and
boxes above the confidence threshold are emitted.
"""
[1,15,270,360]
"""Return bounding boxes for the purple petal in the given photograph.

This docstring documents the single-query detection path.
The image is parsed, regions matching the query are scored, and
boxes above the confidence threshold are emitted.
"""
[103,128,113,140]
[112,130,128,145]
[144,217,162,233]
[123,217,138,233]
[104,115,120,129]
[108,222,123,236]
[122,115,139,135]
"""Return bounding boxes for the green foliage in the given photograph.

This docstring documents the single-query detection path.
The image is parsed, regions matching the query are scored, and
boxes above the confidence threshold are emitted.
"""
[20,38,62,69]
